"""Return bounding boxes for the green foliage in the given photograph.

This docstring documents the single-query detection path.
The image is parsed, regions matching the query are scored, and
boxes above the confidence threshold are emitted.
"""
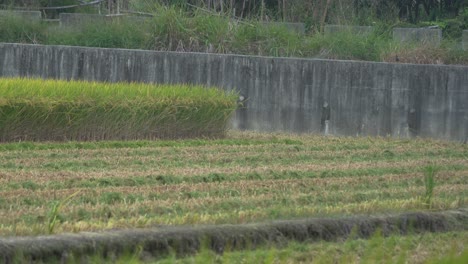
[144,6,304,55]
[100,192,124,205]
[423,165,438,209]
[441,40,468,64]
[48,190,80,234]
[462,8,468,28]
[233,21,303,57]
[442,19,465,39]
[305,29,392,61]
[417,19,465,40]
[47,18,153,49]
[148,6,205,51]
[148,232,468,264]
[428,248,468,264]
[0,78,237,141]
[21,181,39,190]
[0,13,46,43]
[191,10,231,52]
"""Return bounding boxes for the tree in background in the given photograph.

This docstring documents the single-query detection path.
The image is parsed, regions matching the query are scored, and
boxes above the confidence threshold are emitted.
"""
[353,0,467,23]
[1,0,467,26]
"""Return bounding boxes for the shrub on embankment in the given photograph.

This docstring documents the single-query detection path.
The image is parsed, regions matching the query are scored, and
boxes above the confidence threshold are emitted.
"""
[0,78,237,141]
[0,12,46,44]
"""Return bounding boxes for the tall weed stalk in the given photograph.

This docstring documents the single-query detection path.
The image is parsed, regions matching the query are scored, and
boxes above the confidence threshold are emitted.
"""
[48,190,80,234]
[423,165,438,209]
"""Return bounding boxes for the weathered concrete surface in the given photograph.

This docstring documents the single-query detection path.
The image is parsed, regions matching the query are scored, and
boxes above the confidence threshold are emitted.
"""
[0,10,41,20]
[324,25,374,35]
[393,27,442,46]
[59,13,108,27]
[262,22,306,34]
[59,13,146,27]
[463,30,468,51]
[0,43,467,141]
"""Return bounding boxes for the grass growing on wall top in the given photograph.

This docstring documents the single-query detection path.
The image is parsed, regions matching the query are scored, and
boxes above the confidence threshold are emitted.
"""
[0,78,238,141]
[1,8,466,65]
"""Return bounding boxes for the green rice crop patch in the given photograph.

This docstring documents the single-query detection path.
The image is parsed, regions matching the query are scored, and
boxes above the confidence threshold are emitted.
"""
[0,78,237,141]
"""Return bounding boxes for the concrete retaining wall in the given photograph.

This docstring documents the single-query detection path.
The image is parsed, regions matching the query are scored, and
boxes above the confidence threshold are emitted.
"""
[393,27,442,46]
[59,13,109,27]
[59,13,146,27]
[0,10,41,20]
[0,43,467,141]
[262,22,306,34]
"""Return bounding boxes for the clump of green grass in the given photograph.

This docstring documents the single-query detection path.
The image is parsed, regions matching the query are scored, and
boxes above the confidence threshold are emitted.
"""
[148,7,193,51]
[423,165,438,209]
[47,17,154,50]
[0,78,237,141]
[305,27,394,61]
[144,6,305,55]
[48,190,80,234]
[232,21,304,57]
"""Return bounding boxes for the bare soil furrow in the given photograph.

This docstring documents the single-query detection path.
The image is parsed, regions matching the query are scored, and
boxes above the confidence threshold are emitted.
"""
[1,142,464,168]
[0,184,465,222]
[0,158,465,184]
[0,170,466,200]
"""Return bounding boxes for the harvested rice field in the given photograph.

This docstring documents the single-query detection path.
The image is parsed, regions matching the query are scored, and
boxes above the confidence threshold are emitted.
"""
[0,131,467,262]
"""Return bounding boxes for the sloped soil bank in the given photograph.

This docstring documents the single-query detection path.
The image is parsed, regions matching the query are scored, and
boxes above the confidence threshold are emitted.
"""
[1,209,467,262]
